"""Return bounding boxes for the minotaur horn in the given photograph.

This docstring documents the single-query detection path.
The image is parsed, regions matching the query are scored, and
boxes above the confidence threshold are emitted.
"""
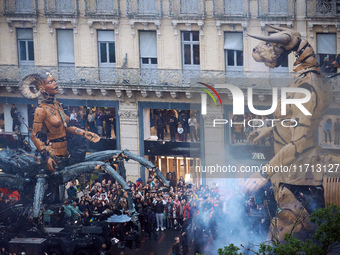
[19,74,43,99]
[246,33,291,45]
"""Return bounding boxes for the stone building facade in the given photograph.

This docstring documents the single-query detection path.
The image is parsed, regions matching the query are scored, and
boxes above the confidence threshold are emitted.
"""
[0,0,339,186]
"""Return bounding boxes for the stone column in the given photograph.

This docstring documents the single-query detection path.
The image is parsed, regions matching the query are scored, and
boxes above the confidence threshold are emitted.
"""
[118,102,140,182]
[202,107,226,186]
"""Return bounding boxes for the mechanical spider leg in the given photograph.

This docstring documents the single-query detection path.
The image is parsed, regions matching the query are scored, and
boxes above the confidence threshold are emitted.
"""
[0,173,26,191]
[85,150,122,162]
[85,150,170,187]
[33,176,47,218]
[123,150,170,187]
[54,161,135,214]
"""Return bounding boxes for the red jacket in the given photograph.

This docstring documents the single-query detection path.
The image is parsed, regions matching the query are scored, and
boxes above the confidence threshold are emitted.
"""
[183,204,191,219]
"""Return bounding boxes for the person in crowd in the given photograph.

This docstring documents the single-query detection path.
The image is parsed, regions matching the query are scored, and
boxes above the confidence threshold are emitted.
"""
[144,207,157,240]
[324,118,333,144]
[88,109,97,133]
[10,104,21,133]
[43,205,54,227]
[177,123,184,142]
[55,206,66,227]
[334,117,340,145]
[171,237,181,255]
[181,231,189,255]
[96,244,111,255]
[70,201,82,223]
[179,112,188,142]
[188,113,198,142]
[103,109,113,139]
[95,108,104,137]
[82,210,91,226]
[322,57,334,73]
[156,113,165,141]
[153,196,166,231]
[63,200,72,222]
[69,109,78,126]
[0,247,8,255]
[177,176,185,188]
[67,182,78,202]
[166,196,174,229]
[168,113,178,142]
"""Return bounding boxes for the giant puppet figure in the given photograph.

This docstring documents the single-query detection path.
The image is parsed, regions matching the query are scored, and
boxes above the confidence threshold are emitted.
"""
[242,25,340,241]
[19,70,100,171]
[12,70,169,219]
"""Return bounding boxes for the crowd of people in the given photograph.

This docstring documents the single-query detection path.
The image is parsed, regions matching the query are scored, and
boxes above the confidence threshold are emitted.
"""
[153,111,200,143]
[8,105,116,140]
[0,167,276,254]
[231,113,275,146]
[37,173,273,254]
[66,106,116,139]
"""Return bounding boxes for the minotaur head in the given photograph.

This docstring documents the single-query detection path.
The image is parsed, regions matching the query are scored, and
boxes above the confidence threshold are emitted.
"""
[248,25,301,68]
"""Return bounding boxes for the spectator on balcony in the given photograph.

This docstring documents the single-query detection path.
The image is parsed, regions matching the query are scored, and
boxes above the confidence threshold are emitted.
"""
[168,113,178,142]
[179,112,188,142]
[188,113,198,142]
[10,104,21,133]
[156,113,165,141]
[177,123,184,142]
[95,108,104,137]
[88,109,97,133]
[322,57,336,73]
[103,109,113,139]
[324,118,332,144]
[69,109,78,127]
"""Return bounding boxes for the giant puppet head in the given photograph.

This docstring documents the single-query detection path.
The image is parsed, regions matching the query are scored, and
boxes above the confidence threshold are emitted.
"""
[19,69,55,99]
[248,25,301,68]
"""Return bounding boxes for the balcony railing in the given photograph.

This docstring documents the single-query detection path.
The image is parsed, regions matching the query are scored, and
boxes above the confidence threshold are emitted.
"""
[126,0,162,18]
[257,0,295,19]
[213,0,250,19]
[3,0,38,16]
[169,0,205,19]
[0,65,302,89]
[306,0,340,18]
[85,0,120,17]
[44,0,79,17]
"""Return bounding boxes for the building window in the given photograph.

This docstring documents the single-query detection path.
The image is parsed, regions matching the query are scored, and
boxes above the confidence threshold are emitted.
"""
[268,0,289,15]
[317,33,337,69]
[57,29,74,81]
[138,0,156,14]
[57,29,74,66]
[181,0,199,14]
[139,31,157,67]
[224,32,243,70]
[17,28,34,65]
[182,31,200,69]
[98,31,116,67]
[224,0,243,15]
[97,0,114,13]
[15,0,33,12]
[56,0,73,13]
